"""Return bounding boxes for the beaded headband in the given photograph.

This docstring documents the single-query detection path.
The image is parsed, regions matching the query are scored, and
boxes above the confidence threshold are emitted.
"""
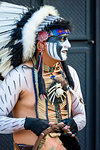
[37,29,70,41]
[51,29,70,36]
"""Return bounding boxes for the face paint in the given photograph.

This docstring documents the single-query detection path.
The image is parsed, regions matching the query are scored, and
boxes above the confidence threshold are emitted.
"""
[60,38,71,60]
[46,35,71,61]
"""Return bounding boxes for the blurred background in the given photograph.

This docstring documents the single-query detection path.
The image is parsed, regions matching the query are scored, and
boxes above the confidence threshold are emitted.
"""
[0,0,100,150]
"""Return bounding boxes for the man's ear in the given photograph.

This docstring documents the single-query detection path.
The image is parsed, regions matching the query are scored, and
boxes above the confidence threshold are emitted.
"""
[37,41,46,52]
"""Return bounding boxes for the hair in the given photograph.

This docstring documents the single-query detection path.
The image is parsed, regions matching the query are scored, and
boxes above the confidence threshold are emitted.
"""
[61,61,74,89]
[45,18,73,32]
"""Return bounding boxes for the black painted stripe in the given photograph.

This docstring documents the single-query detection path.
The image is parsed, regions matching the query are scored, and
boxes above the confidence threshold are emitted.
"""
[22,66,25,73]
[0,107,4,112]
[9,72,11,77]
[12,120,19,124]
[14,68,18,72]
[19,74,21,87]
[5,119,12,122]
[4,123,10,126]
[1,86,4,91]
[10,100,13,107]
[13,80,16,90]
[21,119,24,122]
[20,123,24,126]
[6,107,9,113]
[8,86,12,95]
[0,120,4,122]
[1,127,8,131]
[5,78,7,85]
[24,76,28,87]
[12,124,19,127]
[5,94,7,102]
[72,98,77,104]
[0,96,4,104]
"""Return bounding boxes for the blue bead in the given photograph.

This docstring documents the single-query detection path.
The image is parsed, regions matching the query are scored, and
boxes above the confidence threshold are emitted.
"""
[50,75,55,79]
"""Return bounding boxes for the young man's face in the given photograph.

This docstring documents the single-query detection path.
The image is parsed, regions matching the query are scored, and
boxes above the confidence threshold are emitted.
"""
[46,34,71,61]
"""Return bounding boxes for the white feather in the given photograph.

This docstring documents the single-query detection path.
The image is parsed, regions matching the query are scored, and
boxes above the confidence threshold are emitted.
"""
[0,25,16,33]
[0,2,27,77]
[0,48,10,57]
[0,56,12,73]
[0,39,10,49]
[0,2,27,13]
[2,65,13,77]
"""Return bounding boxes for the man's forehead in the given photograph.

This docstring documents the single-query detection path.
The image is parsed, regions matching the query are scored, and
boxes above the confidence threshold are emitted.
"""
[47,34,68,42]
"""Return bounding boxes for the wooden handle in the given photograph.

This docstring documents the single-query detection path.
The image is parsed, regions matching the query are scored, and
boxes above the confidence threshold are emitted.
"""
[32,124,65,150]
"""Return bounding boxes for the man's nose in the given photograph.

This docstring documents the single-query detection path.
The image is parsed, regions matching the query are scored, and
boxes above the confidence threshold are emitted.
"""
[63,39,71,48]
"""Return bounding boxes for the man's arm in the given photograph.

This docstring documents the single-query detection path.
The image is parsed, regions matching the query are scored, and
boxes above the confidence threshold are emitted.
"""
[0,65,49,135]
[0,66,26,134]
[69,66,86,131]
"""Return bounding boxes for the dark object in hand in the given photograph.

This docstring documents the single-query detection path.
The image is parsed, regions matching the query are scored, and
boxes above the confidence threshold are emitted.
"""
[60,118,81,150]
[62,117,78,134]
[24,117,50,136]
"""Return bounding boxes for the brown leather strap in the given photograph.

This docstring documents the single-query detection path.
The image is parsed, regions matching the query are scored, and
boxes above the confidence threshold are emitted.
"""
[14,142,33,150]
[32,123,65,150]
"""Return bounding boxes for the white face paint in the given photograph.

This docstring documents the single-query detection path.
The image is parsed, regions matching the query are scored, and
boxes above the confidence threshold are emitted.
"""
[60,39,71,61]
[46,35,71,61]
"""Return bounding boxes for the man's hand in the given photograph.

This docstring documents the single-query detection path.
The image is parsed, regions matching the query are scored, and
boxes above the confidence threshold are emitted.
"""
[61,118,78,137]
[49,122,65,132]
[24,117,50,136]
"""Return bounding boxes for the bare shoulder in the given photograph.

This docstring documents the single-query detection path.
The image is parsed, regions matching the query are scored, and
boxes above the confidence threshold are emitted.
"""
[15,61,33,75]
[22,61,33,67]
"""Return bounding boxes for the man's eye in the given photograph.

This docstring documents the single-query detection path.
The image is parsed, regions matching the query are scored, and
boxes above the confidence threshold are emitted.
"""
[60,37,67,42]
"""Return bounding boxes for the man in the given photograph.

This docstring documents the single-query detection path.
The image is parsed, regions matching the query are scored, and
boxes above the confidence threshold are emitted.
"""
[0,2,86,150]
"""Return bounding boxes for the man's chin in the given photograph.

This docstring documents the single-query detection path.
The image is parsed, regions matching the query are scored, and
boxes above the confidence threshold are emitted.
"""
[61,55,67,61]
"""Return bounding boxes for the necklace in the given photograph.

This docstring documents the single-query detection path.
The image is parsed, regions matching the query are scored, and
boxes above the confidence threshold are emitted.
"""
[43,63,61,77]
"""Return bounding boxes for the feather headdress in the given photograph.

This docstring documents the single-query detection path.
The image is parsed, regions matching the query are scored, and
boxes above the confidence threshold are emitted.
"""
[0,2,72,80]
[0,2,60,78]
[0,2,76,104]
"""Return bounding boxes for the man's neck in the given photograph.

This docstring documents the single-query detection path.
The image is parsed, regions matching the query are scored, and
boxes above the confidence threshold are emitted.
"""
[35,48,60,67]
[43,52,60,68]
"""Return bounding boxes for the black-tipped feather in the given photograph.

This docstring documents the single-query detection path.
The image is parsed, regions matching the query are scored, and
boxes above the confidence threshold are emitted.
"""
[10,43,23,68]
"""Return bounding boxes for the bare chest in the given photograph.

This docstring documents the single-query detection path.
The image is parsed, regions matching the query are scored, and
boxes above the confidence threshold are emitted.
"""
[13,86,36,118]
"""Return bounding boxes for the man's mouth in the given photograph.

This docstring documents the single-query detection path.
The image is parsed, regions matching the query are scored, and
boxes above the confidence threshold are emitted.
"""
[61,49,68,53]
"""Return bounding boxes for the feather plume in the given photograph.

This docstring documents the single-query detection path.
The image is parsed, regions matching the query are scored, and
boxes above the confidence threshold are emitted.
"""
[0,2,27,79]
